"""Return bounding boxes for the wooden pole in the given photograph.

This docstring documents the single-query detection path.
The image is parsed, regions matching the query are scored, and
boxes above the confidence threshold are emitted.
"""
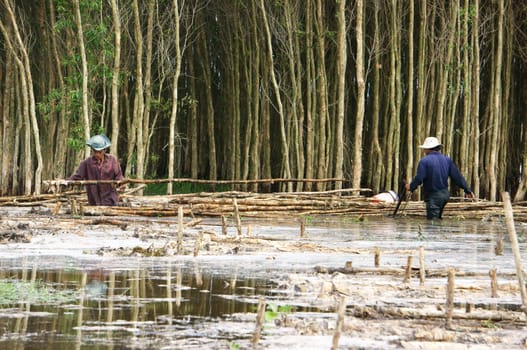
[221,215,228,235]
[300,217,306,238]
[446,268,455,329]
[501,191,527,313]
[177,206,183,254]
[233,198,242,236]
[419,246,425,286]
[403,256,413,283]
[252,298,266,349]
[193,231,203,257]
[495,232,503,255]
[331,296,346,350]
[374,246,380,267]
[489,268,498,298]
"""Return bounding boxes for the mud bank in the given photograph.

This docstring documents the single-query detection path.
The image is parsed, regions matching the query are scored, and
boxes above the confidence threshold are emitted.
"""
[0,206,526,349]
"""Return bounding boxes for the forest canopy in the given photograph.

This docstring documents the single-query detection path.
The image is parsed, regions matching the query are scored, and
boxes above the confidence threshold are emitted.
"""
[0,0,526,201]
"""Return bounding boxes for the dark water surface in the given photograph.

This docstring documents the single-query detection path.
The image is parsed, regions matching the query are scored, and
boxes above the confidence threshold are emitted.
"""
[0,215,525,349]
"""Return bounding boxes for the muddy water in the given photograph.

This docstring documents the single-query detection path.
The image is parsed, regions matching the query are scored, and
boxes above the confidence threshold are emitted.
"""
[0,214,525,349]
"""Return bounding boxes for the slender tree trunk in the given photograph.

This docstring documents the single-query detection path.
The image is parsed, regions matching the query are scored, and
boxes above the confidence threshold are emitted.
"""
[259,0,292,190]
[249,1,261,191]
[168,0,183,193]
[435,0,458,142]
[370,0,383,193]
[132,0,145,183]
[405,0,415,184]
[414,0,427,182]
[489,0,504,201]
[352,0,365,192]
[142,0,155,179]
[460,0,471,180]
[304,0,315,190]
[197,27,217,181]
[335,0,347,190]
[1,0,43,194]
[0,51,14,195]
[314,0,328,190]
[48,0,69,179]
[73,0,91,159]
[189,52,199,179]
[109,0,121,158]
[470,0,481,199]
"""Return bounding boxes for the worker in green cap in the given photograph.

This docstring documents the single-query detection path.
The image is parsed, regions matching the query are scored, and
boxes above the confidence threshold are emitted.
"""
[68,134,124,205]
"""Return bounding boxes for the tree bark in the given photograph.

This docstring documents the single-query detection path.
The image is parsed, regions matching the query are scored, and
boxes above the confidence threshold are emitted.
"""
[335,0,347,191]
[352,0,365,193]
[73,0,91,159]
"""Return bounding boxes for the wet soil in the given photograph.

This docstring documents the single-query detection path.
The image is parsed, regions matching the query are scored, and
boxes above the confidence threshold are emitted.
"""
[0,206,526,349]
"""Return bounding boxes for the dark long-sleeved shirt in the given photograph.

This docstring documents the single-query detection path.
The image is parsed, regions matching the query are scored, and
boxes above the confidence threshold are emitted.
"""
[409,151,472,195]
[68,154,123,206]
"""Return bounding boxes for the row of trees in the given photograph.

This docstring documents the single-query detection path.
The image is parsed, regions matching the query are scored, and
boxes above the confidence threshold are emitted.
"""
[0,0,526,201]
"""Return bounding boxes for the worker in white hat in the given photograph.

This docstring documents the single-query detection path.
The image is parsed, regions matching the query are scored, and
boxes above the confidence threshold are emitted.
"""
[405,137,474,219]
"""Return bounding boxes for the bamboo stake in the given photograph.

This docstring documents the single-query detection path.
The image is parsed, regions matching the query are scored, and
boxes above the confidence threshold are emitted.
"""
[233,198,242,236]
[246,224,252,237]
[403,256,413,283]
[252,298,266,349]
[446,268,455,329]
[221,215,227,235]
[495,232,503,255]
[419,246,425,286]
[193,231,203,257]
[490,268,498,298]
[177,206,183,254]
[300,217,306,238]
[331,296,347,350]
[374,246,380,267]
[501,191,527,313]
[71,199,78,216]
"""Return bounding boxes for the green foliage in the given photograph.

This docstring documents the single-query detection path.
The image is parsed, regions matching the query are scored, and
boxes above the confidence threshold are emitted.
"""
[144,182,230,195]
[68,125,87,151]
[0,279,77,305]
[481,319,500,329]
[264,303,293,322]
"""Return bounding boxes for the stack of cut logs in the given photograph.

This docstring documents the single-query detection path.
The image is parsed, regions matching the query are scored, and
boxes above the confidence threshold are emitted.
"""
[2,182,527,222]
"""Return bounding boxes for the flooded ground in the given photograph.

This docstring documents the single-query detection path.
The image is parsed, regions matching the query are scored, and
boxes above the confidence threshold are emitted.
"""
[0,206,526,349]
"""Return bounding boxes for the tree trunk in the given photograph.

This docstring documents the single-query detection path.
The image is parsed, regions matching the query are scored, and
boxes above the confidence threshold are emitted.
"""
[132,0,145,183]
[470,0,481,199]
[405,0,415,184]
[489,0,504,201]
[335,0,347,191]
[259,0,292,191]
[73,0,91,159]
[109,0,121,159]
[352,0,365,193]
[168,0,183,193]
[314,0,328,191]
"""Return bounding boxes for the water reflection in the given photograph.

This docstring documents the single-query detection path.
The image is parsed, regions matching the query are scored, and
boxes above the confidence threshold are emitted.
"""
[0,263,275,350]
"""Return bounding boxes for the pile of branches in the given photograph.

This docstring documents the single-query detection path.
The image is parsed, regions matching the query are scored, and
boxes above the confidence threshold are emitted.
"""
[2,179,527,221]
[79,192,527,222]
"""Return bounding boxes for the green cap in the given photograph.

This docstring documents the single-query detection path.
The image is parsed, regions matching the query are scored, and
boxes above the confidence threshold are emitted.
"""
[86,134,111,151]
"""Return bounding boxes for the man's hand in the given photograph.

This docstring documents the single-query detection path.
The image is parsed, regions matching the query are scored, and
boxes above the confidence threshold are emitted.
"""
[405,183,411,192]
[465,192,475,199]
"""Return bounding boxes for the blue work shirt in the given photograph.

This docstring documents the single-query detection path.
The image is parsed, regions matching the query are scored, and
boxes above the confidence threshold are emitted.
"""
[409,151,472,195]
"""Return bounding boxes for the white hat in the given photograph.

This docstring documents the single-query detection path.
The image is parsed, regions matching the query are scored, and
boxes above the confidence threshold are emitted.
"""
[418,137,442,149]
